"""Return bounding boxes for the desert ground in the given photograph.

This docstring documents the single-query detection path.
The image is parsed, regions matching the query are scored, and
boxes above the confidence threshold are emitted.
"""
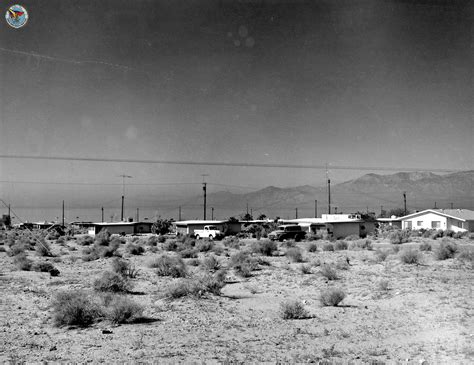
[1,230,473,364]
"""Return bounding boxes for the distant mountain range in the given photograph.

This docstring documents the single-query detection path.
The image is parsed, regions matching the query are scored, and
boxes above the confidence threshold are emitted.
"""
[186,170,474,217]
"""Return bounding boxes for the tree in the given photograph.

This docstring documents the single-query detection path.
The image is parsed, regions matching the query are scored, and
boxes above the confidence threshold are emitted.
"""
[152,219,173,235]
[257,214,267,220]
[240,213,253,221]
[387,208,407,218]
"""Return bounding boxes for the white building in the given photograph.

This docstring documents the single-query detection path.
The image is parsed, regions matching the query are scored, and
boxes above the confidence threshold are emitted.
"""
[400,209,474,232]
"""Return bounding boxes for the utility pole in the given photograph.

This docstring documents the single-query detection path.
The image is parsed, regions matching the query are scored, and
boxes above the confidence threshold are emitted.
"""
[136,208,139,222]
[178,206,182,221]
[434,201,437,209]
[118,174,132,221]
[101,207,104,222]
[295,208,298,219]
[246,202,249,215]
[381,205,383,217]
[403,192,407,215]
[250,208,253,217]
[335,207,338,214]
[201,174,208,220]
[62,200,65,227]
[211,207,214,220]
[326,163,331,214]
[315,200,317,218]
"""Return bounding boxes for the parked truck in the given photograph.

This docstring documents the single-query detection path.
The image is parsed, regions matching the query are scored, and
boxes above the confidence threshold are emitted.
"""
[194,225,223,240]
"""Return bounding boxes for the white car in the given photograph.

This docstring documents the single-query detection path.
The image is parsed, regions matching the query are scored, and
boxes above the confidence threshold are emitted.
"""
[194,225,223,240]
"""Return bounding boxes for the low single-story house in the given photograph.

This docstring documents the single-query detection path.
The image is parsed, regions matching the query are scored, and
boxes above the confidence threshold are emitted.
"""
[377,217,402,229]
[88,221,154,235]
[173,220,242,236]
[400,209,474,232]
[282,214,374,239]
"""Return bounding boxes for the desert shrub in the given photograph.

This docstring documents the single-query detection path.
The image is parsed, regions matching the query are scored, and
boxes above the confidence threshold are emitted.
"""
[201,254,221,272]
[0,246,5,252]
[13,253,32,270]
[251,240,277,256]
[375,249,390,262]
[399,248,421,264]
[281,239,296,248]
[110,237,125,246]
[350,239,373,250]
[389,230,411,245]
[300,264,312,274]
[320,264,339,280]
[35,239,53,257]
[82,246,99,261]
[151,255,188,278]
[453,231,466,239]
[430,230,444,240]
[320,288,346,306]
[31,261,60,276]
[419,242,432,251]
[163,239,179,251]
[457,249,474,263]
[435,241,458,260]
[323,243,334,252]
[286,247,304,263]
[111,258,138,278]
[196,239,214,252]
[179,248,198,259]
[307,243,318,252]
[222,236,241,249]
[125,243,144,255]
[335,260,350,270]
[8,243,27,256]
[334,240,348,251]
[469,232,474,240]
[52,291,102,327]
[93,271,132,293]
[194,271,227,296]
[77,235,94,246]
[94,229,111,246]
[344,234,360,241]
[147,236,159,247]
[443,230,455,238]
[56,236,67,245]
[157,235,166,243]
[105,295,144,324]
[164,280,193,299]
[279,300,309,320]
[391,245,401,254]
[422,229,433,238]
[377,279,390,291]
[306,233,323,241]
[229,251,258,277]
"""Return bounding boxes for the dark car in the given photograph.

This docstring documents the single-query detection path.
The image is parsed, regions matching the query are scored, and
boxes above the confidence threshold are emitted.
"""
[268,225,305,241]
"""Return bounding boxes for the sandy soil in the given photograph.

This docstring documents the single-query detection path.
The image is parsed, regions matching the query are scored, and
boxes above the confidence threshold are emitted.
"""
[0,234,473,364]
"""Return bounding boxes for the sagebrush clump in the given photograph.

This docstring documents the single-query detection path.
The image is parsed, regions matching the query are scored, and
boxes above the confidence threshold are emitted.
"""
[151,255,188,278]
[93,271,132,293]
[104,295,144,324]
[52,291,102,327]
[286,247,304,262]
[399,248,421,264]
[320,264,339,280]
[320,288,346,306]
[251,240,278,256]
[279,300,310,320]
[435,241,458,260]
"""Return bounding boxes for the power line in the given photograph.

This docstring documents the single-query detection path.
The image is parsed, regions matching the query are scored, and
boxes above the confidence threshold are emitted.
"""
[0,154,465,172]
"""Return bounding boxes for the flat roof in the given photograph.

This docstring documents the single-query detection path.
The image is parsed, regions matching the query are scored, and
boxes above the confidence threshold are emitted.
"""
[174,220,227,225]
[93,221,153,226]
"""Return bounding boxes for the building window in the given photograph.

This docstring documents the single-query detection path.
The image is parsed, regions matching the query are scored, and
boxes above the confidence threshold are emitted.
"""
[417,221,422,226]
[458,221,462,228]
[406,221,412,229]
[431,221,440,229]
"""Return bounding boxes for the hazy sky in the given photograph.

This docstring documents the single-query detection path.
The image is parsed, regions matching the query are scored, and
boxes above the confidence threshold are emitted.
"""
[0,0,473,210]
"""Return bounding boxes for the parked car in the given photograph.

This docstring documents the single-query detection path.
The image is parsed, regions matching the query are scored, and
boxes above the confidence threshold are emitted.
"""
[194,225,223,240]
[268,225,305,241]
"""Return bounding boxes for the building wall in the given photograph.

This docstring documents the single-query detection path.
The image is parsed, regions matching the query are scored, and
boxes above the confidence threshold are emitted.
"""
[134,223,152,234]
[402,212,450,231]
[327,222,360,239]
[95,225,134,235]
